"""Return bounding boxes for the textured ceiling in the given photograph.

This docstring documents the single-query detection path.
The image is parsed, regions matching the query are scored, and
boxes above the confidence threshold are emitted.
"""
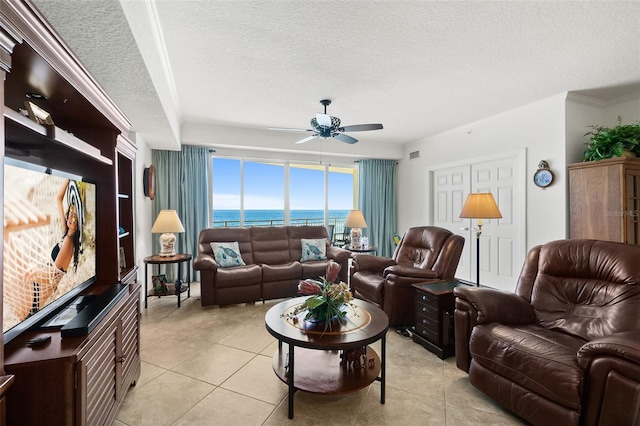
[32,0,640,154]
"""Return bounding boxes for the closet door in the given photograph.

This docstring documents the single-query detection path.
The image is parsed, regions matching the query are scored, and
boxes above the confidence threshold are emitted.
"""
[432,166,472,281]
[471,157,522,290]
[431,152,523,291]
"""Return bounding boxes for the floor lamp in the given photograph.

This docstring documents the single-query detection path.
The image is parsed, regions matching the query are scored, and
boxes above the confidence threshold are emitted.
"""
[459,193,502,287]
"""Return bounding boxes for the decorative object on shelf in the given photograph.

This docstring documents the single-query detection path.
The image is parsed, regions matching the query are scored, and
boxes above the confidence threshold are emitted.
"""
[340,346,367,370]
[152,274,169,294]
[583,116,640,162]
[286,261,354,330]
[143,165,155,200]
[23,100,54,126]
[459,193,502,287]
[344,209,367,249]
[151,209,185,256]
[533,160,554,188]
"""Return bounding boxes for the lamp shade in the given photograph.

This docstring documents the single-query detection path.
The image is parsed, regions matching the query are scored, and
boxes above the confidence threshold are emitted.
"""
[151,210,185,233]
[344,209,368,228]
[459,193,502,219]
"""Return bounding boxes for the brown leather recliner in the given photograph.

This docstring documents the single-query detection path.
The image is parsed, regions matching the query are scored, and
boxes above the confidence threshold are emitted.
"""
[350,226,464,326]
[454,239,640,426]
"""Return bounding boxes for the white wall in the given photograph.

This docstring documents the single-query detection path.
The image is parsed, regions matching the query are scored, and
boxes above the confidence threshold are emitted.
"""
[134,133,154,277]
[397,91,640,279]
[603,93,640,126]
[399,93,568,255]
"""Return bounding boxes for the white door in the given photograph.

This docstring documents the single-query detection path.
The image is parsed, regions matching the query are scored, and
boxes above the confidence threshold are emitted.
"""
[430,151,524,291]
[431,165,472,281]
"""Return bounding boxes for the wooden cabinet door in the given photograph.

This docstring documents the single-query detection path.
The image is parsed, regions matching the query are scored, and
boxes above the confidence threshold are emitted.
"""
[120,291,140,396]
[76,320,120,426]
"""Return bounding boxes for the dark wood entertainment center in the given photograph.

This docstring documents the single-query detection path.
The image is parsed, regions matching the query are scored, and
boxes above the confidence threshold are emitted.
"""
[0,1,140,425]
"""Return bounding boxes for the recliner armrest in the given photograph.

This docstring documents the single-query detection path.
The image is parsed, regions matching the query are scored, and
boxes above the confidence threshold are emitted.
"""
[578,331,640,369]
[352,254,396,274]
[454,286,535,373]
[453,286,535,324]
[327,246,351,264]
[193,253,218,271]
[383,265,439,279]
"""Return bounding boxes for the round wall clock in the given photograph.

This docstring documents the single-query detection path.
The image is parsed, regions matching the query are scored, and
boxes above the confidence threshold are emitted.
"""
[533,160,554,188]
[143,165,155,200]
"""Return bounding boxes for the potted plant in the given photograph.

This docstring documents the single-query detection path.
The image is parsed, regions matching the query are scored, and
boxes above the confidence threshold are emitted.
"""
[583,116,640,162]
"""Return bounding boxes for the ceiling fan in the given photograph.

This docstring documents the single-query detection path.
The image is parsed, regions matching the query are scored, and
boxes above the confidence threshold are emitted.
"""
[269,99,383,144]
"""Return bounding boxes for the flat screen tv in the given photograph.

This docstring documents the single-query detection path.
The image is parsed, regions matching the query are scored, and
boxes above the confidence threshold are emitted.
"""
[3,157,97,343]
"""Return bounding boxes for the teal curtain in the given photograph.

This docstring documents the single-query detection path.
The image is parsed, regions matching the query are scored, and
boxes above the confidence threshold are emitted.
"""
[358,160,397,258]
[152,146,209,280]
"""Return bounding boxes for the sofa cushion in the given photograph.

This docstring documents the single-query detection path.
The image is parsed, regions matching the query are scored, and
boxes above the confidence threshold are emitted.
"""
[214,264,262,289]
[251,226,291,265]
[470,323,585,410]
[300,238,327,262]
[301,259,334,282]
[198,227,254,265]
[261,262,302,283]
[288,225,329,261]
[211,242,246,267]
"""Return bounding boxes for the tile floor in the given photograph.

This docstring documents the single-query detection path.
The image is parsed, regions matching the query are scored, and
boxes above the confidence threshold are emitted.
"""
[113,283,526,426]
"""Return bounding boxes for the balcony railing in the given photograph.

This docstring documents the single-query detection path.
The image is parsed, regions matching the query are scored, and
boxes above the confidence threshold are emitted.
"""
[212,216,347,240]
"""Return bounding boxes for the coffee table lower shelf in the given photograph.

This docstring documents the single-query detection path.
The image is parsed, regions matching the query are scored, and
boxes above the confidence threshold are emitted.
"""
[272,344,381,394]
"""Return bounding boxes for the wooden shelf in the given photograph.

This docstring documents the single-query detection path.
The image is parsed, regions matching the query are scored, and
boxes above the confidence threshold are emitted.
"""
[4,107,112,165]
[147,283,189,297]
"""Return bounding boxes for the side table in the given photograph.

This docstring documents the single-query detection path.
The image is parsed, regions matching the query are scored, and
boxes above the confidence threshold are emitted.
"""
[411,280,465,359]
[144,253,192,308]
[343,245,377,255]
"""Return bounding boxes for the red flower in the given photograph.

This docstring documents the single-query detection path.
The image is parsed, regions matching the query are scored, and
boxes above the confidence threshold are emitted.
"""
[298,279,322,295]
[326,260,341,283]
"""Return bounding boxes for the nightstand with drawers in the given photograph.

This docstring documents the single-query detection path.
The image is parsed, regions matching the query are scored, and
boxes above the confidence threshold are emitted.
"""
[411,280,465,359]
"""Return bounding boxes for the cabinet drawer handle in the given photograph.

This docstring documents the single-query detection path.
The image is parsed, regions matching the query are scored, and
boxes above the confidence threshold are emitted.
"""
[117,355,126,364]
[421,318,431,325]
[421,295,430,301]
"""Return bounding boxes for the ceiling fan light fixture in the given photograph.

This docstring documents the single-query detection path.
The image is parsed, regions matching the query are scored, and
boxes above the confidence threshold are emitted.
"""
[268,99,383,144]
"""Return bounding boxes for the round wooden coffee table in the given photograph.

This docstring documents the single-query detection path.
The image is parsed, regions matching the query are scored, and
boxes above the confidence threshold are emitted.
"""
[265,297,389,419]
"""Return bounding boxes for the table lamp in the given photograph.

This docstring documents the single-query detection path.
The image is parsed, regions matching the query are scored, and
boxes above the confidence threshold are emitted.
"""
[344,209,367,249]
[151,209,185,257]
[459,193,502,286]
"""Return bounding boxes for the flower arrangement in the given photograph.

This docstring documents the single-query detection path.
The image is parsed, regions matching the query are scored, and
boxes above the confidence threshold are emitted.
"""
[294,260,354,328]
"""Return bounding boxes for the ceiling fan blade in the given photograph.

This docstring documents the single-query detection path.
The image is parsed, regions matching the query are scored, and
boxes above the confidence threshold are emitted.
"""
[334,133,358,144]
[340,123,383,132]
[269,127,314,133]
[316,113,332,128]
[295,135,318,144]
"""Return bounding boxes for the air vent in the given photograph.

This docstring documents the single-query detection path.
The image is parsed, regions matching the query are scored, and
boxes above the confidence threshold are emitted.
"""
[409,150,420,159]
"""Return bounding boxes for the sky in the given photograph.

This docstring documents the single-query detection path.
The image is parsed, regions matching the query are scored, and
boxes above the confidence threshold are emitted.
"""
[212,158,355,210]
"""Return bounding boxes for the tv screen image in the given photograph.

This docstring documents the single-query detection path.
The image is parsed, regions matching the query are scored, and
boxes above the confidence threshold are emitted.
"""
[3,159,96,338]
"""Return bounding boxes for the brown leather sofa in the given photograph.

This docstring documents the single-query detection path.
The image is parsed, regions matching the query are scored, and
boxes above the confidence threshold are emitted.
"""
[454,239,640,426]
[193,225,351,306]
[350,226,464,326]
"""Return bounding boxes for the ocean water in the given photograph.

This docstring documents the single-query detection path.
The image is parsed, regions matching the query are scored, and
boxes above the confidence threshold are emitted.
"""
[213,209,349,227]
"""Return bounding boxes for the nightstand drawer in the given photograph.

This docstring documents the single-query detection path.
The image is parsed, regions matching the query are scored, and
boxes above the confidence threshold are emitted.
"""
[416,291,439,308]
[415,312,438,333]
[415,323,438,344]
[416,301,438,321]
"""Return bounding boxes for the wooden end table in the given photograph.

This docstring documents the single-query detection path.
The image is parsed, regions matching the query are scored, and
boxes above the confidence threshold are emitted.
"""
[143,253,192,308]
[265,297,388,419]
[411,280,465,359]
